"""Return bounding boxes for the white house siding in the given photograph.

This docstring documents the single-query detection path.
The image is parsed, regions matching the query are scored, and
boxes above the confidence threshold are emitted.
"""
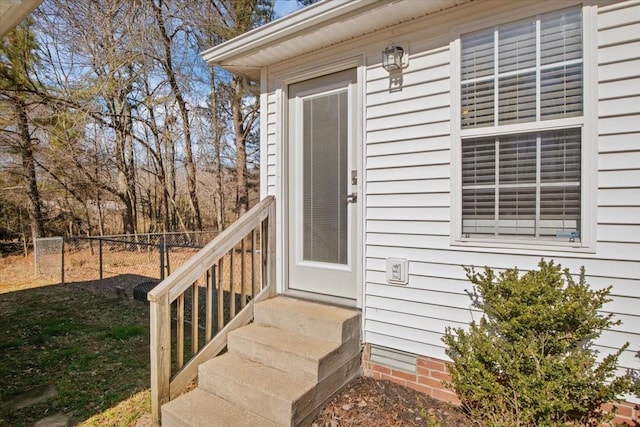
[364,35,464,363]
[360,0,640,400]
[263,91,278,198]
[259,0,639,402]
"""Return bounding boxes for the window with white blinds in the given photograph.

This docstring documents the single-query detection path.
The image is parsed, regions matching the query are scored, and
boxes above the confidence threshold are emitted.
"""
[461,7,582,127]
[459,6,584,242]
[462,129,581,239]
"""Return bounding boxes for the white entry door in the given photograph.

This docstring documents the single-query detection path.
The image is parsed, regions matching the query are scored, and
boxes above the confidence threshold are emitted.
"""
[287,68,358,301]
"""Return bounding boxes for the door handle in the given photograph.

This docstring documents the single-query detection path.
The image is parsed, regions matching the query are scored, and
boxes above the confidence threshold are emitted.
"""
[344,193,357,204]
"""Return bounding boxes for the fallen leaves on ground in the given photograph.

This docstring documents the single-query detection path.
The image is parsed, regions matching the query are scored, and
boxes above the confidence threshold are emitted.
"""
[312,376,471,427]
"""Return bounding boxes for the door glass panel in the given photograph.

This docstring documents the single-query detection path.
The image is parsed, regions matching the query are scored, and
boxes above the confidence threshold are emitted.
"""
[302,90,348,264]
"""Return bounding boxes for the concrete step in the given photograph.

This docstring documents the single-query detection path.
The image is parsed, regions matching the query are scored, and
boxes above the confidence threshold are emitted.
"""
[162,297,362,426]
[198,352,315,426]
[254,297,360,346]
[228,323,360,382]
[162,388,277,427]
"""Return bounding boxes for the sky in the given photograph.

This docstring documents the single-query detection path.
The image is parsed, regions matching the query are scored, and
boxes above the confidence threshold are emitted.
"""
[274,0,305,20]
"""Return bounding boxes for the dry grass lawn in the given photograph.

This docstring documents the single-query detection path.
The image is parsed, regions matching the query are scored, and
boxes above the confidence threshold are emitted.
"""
[1,253,152,426]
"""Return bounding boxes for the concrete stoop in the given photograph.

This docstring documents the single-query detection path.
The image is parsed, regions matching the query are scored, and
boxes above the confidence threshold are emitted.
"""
[161,297,361,427]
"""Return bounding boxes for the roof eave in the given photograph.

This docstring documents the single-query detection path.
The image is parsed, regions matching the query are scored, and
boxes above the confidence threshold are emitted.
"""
[201,0,394,67]
[0,0,43,39]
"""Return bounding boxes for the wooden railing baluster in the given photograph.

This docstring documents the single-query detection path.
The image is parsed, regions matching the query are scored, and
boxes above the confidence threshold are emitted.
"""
[261,221,266,294]
[177,294,184,369]
[230,247,236,319]
[217,258,224,331]
[252,230,258,298]
[191,282,199,356]
[241,237,247,308]
[206,267,213,342]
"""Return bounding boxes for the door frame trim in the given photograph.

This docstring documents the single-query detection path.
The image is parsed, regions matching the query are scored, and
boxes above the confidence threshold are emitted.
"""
[276,54,365,308]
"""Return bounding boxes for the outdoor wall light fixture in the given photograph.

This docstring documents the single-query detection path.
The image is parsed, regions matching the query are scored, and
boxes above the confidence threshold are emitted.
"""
[382,43,404,71]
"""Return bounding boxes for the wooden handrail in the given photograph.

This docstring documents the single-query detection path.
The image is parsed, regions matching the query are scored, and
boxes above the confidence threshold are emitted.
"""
[149,195,276,425]
[148,196,275,303]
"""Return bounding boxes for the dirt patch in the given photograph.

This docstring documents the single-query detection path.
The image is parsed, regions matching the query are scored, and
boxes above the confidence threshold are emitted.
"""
[0,384,58,411]
[313,376,471,427]
[33,412,73,427]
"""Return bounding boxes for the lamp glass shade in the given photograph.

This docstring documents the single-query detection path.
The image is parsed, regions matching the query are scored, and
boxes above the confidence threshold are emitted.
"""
[382,45,404,71]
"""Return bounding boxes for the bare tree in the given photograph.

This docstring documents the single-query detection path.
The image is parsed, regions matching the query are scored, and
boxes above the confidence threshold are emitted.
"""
[37,0,147,234]
[0,21,46,243]
[190,0,273,220]
[0,0,275,240]
[149,0,203,230]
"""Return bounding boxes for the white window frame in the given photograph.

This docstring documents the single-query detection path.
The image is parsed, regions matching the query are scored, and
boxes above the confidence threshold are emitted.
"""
[450,1,597,253]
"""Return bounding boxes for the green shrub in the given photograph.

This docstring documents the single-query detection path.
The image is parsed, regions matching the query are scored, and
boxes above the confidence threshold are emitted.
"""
[442,260,632,427]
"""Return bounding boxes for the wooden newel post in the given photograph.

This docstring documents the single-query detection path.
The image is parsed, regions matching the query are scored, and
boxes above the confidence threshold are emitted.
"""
[150,293,171,426]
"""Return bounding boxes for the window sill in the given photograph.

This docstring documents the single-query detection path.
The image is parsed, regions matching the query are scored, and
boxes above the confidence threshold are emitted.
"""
[451,237,596,255]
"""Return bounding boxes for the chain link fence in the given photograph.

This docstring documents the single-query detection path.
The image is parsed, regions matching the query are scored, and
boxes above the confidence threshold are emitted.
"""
[33,237,64,277]
[35,231,218,284]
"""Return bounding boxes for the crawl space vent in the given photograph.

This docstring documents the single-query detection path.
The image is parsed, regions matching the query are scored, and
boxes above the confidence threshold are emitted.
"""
[370,344,417,373]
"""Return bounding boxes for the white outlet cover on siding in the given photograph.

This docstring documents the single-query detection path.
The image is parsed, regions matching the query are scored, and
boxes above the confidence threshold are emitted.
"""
[386,258,408,285]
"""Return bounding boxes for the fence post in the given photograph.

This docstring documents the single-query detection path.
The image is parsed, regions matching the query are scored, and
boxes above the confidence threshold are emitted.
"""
[99,239,103,281]
[165,241,171,276]
[61,238,65,285]
[159,236,165,280]
[34,237,38,277]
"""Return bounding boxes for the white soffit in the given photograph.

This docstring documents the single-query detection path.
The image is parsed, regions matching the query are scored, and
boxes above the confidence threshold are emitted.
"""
[0,0,42,39]
[202,0,468,80]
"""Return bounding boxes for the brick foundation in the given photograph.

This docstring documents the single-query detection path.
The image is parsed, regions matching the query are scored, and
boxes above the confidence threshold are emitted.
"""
[602,402,639,426]
[361,344,460,406]
[361,344,638,426]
